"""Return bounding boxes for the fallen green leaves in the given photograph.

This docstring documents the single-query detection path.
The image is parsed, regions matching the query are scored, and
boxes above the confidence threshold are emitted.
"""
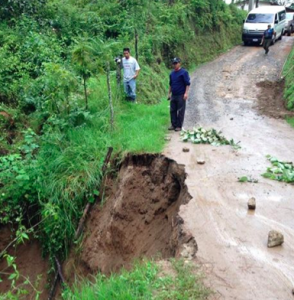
[262,155,294,183]
[238,176,258,183]
[181,127,241,149]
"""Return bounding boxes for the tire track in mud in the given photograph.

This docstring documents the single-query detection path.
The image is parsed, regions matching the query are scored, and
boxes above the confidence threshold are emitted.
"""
[164,37,294,300]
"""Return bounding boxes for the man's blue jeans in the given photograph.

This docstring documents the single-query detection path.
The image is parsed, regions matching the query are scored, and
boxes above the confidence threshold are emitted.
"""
[124,79,136,101]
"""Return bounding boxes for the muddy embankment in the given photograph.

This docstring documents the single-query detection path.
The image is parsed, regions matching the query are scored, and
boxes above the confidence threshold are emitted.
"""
[64,154,196,277]
[0,154,196,299]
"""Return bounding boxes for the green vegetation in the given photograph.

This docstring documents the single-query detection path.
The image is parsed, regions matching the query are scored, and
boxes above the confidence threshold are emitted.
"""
[238,176,258,183]
[286,116,294,128]
[0,254,42,300]
[181,127,241,149]
[62,260,210,300]
[0,0,245,296]
[262,155,294,183]
[283,45,294,110]
[0,99,169,258]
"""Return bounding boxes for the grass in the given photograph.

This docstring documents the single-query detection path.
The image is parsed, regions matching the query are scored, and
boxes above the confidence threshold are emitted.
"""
[283,45,294,110]
[37,94,170,203]
[112,101,169,153]
[286,116,294,128]
[62,260,211,300]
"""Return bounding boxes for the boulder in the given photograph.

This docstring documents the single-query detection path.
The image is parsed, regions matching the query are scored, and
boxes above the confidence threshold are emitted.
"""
[182,147,190,152]
[267,230,284,248]
[248,197,256,210]
[197,159,205,164]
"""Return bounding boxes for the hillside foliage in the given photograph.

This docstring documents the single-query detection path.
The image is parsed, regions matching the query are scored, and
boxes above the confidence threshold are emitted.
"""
[284,45,294,110]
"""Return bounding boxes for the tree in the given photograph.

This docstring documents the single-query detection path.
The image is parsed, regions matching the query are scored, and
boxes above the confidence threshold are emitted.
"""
[72,41,94,110]
[42,63,77,115]
[88,38,120,131]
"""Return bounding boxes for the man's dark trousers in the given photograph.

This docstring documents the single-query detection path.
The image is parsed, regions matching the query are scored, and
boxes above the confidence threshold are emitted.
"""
[170,94,186,128]
[263,39,271,53]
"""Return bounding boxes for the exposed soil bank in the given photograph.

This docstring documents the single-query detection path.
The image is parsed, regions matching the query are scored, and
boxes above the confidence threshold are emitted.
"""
[256,80,294,118]
[65,154,195,278]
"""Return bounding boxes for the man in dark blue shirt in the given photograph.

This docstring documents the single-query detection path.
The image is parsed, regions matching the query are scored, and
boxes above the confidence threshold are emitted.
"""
[167,57,190,131]
[260,24,275,55]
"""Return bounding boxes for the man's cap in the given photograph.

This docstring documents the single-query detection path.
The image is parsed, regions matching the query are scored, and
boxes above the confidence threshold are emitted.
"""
[172,57,181,64]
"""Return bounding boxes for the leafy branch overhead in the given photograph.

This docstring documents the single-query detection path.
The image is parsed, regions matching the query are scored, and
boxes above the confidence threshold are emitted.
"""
[262,155,294,183]
[180,127,241,149]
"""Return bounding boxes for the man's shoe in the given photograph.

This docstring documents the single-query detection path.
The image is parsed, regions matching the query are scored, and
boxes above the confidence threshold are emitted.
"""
[168,126,175,130]
[175,127,182,132]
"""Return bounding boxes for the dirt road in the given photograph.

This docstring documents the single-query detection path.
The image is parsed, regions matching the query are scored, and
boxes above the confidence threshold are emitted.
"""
[164,38,294,299]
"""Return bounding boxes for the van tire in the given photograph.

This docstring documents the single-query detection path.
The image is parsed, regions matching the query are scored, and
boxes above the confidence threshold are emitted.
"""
[288,27,292,36]
[271,37,276,45]
[278,31,283,40]
[243,41,249,46]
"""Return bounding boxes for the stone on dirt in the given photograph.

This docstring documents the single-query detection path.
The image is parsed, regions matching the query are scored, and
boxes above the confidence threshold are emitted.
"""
[197,159,205,165]
[164,136,171,141]
[180,241,197,260]
[182,147,190,152]
[267,230,284,248]
[248,197,256,210]
[178,234,197,260]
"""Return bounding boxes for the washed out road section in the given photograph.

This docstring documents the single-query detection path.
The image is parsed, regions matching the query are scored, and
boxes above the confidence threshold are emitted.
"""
[164,38,294,300]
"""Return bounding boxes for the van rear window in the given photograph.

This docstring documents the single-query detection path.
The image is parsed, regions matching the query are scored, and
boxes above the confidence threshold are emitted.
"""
[246,13,274,23]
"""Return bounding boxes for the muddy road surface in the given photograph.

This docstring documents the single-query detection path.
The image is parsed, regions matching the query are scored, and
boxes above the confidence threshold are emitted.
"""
[164,37,294,299]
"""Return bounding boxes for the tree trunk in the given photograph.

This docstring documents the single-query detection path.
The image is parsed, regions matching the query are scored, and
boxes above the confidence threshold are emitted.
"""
[66,94,70,115]
[106,62,114,131]
[135,29,139,62]
[116,58,122,87]
[83,77,88,110]
[249,0,254,11]
[48,272,59,300]
[54,256,66,287]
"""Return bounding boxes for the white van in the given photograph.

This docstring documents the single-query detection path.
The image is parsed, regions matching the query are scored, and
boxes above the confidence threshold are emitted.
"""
[242,6,286,45]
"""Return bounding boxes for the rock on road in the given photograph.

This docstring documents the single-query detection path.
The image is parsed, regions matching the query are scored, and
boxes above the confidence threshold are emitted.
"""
[164,37,294,300]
